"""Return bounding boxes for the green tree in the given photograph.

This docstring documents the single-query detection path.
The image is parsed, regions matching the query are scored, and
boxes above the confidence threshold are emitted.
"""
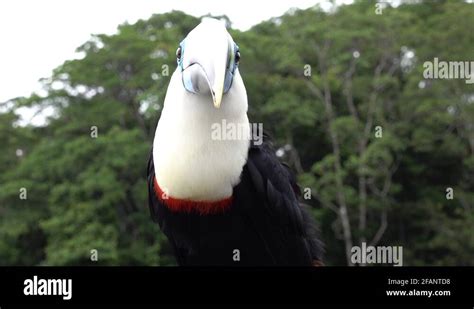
[1,3,473,266]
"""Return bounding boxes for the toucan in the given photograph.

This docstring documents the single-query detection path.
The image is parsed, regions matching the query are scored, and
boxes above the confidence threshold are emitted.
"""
[147,18,323,266]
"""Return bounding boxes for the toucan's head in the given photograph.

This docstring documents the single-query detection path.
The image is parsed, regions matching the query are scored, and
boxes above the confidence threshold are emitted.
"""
[175,18,240,109]
[154,18,250,202]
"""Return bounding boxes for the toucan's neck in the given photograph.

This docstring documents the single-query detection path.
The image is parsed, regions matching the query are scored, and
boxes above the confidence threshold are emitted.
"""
[153,70,250,202]
[153,177,233,214]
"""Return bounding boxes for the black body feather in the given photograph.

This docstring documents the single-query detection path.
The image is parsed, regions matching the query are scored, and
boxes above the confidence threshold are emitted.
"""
[147,139,323,266]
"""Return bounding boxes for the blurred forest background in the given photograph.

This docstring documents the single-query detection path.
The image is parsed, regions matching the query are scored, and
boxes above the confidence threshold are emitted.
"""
[1,0,473,266]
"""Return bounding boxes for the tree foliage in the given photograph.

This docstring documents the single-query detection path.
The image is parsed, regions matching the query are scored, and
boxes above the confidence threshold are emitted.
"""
[1,3,473,265]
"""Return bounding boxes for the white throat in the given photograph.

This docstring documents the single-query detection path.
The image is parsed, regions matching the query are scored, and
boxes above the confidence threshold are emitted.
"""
[153,69,250,201]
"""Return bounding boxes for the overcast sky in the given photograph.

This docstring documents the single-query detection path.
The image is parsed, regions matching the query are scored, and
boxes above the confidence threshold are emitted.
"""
[0,0,353,124]
[0,0,359,102]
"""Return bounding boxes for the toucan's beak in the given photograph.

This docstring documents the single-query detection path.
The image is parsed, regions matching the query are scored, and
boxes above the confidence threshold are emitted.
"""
[179,20,230,108]
[182,57,227,108]
[210,53,226,109]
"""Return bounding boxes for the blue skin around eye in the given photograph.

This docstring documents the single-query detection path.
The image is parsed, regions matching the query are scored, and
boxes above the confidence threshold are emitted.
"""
[177,41,184,69]
[223,43,239,93]
[179,41,239,94]
[178,41,197,93]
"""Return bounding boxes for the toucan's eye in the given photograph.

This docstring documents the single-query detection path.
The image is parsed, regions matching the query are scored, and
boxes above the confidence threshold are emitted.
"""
[176,46,182,62]
[235,51,240,65]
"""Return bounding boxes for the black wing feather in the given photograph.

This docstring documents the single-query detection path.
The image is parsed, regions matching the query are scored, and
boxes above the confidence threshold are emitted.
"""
[243,138,324,264]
